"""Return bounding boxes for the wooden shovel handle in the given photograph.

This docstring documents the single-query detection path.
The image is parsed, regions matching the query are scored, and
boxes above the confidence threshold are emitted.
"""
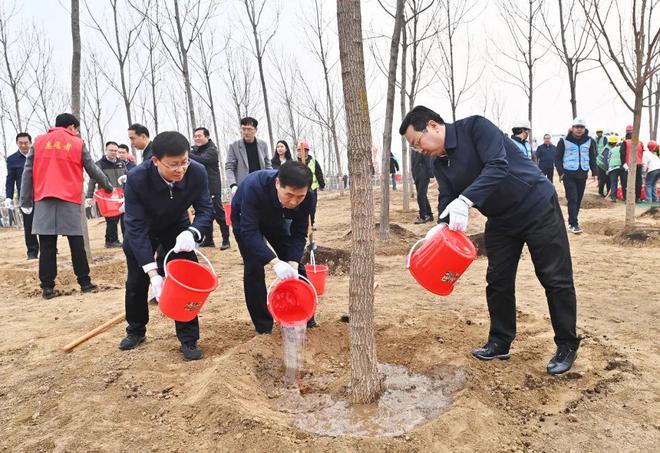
[63,312,126,353]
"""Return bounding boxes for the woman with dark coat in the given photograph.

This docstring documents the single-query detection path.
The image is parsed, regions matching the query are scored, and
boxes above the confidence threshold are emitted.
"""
[271,140,292,169]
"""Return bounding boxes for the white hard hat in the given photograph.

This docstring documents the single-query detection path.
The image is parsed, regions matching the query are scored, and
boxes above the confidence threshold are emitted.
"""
[512,119,531,130]
[572,117,587,127]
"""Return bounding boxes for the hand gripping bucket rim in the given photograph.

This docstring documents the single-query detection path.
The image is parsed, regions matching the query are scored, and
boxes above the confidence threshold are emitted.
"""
[267,275,318,326]
[94,187,124,217]
[163,248,218,293]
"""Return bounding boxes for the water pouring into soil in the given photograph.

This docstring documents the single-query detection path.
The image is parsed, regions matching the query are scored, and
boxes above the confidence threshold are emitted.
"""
[281,324,306,385]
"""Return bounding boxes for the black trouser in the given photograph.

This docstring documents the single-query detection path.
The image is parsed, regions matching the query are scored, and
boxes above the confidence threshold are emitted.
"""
[414,176,433,219]
[634,164,643,200]
[609,168,627,200]
[540,167,554,183]
[484,195,579,349]
[562,173,587,227]
[105,216,120,243]
[22,210,39,257]
[38,235,91,289]
[597,167,610,196]
[235,233,314,334]
[310,189,318,226]
[204,194,230,245]
[123,232,199,344]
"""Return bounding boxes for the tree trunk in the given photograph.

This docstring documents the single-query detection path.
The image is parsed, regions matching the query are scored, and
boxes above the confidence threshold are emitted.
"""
[400,23,410,212]
[255,52,274,152]
[624,84,645,230]
[649,76,659,140]
[173,0,196,130]
[379,0,405,241]
[336,0,383,405]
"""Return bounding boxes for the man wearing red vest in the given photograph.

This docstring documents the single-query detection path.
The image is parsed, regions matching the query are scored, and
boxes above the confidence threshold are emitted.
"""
[20,113,113,299]
[622,125,645,202]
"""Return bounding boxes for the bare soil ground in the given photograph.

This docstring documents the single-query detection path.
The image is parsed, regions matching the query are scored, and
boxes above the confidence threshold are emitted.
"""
[0,180,658,452]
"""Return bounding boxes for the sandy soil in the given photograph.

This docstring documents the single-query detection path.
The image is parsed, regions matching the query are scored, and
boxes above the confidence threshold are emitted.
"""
[0,179,658,452]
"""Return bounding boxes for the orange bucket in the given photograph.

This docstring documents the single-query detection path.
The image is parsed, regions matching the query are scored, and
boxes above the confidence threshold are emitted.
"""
[267,276,317,326]
[305,264,328,296]
[224,203,232,227]
[406,223,477,296]
[94,188,124,217]
[159,249,218,322]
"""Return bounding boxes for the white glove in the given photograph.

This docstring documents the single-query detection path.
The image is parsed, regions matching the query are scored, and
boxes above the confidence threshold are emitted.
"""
[425,223,445,240]
[85,198,94,208]
[150,275,164,301]
[440,195,473,232]
[20,207,33,215]
[231,185,238,196]
[3,199,12,209]
[173,230,196,253]
[623,163,629,171]
[273,260,298,280]
[118,202,125,214]
[118,175,127,185]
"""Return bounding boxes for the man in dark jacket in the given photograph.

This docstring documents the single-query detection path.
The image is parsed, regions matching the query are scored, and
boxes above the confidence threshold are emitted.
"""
[411,150,434,223]
[128,123,152,161]
[535,134,557,182]
[232,161,316,334]
[296,142,325,230]
[390,155,400,190]
[86,141,128,248]
[119,131,213,361]
[191,127,231,250]
[4,132,39,259]
[400,106,580,376]
[555,117,597,234]
[118,144,136,171]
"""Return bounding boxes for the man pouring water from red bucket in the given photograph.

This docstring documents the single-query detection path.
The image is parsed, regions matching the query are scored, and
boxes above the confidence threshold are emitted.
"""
[400,106,581,375]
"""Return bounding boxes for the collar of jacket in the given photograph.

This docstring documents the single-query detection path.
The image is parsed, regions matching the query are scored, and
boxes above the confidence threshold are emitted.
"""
[193,139,214,153]
[565,131,591,145]
[147,160,188,193]
[435,122,457,166]
[510,134,528,145]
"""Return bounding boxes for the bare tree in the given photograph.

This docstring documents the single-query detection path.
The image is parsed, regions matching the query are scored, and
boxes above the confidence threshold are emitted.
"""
[0,1,30,131]
[241,0,279,152]
[223,42,260,123]
[271,54,304,147]
[337,0,383,405]
[580,0,660,229]
[82,56,116,154]
[540,0,597,118]
[140,19,164,134]
[649,73,659,140]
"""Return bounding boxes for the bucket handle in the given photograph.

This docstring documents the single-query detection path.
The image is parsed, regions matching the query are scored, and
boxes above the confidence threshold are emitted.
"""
[406,238,426,269]
[267,274,318,304]
[163,248,217,279]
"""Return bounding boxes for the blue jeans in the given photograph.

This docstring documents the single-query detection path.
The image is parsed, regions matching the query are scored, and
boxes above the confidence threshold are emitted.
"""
[645,169,660,202]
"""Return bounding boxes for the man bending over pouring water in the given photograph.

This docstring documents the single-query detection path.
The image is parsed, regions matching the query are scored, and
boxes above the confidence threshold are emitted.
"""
[399,106,580,375]
[232,161,317,334]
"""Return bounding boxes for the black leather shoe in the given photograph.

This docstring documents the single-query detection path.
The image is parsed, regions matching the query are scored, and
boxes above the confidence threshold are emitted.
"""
[180,343,203,361]
[119,334,145,350]
[307,318,318,329]
[471,341,511,361]
[414,216,429,224]
[200,241,216,248]
[81,283,98,293]
[105,241,122,248]
[220,241,230,250]
[42,288,58,300]
[547,345,578,375]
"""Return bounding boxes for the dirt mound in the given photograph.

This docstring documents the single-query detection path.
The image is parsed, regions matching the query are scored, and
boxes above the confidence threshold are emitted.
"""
[580,193,613,209]
[468,232,487,257]
[639,206,660,219]
[343,223,418,256]
[614,228,660,246]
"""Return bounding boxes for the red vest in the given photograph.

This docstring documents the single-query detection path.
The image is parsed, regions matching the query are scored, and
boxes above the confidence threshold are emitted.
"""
[624,139,643,165]
[33,127,84,204]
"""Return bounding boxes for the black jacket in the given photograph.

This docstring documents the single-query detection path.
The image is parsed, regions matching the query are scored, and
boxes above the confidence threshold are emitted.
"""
[411,151,433,181]
[535,143,557,171]
[389,156,400,174]
[190,139,223,195]
[86,156,128,197]
[142,142,153,161]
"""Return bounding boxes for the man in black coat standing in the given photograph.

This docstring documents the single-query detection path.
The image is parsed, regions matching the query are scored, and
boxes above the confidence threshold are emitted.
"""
[191,127,231,250]
[535,134,557,182]
[411,150,434,224]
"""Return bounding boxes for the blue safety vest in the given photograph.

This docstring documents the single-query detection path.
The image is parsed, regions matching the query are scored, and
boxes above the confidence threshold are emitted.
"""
[563,140,591,171]
[512,139,532,159]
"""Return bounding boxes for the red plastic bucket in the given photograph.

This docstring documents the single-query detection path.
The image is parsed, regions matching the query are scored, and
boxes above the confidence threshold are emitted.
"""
[224,203,232,227]
[305,264,328,296]
[267,276,317,326]
[94,188,124,217]
[159,249,218,322]
[406,224,477,296]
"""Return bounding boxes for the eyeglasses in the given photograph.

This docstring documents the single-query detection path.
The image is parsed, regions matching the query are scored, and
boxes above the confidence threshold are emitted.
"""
[159,160,190,171]
[410,128,428,151]
[241,126,256,133]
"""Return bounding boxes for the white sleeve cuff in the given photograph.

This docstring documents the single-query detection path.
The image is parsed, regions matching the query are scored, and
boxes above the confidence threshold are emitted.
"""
[142,262,158,274]
[458,195,474,207]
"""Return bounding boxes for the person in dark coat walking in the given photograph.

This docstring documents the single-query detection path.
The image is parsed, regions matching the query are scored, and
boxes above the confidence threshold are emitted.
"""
[4,132,39,259]
[128,123,152,161]
[400,105,580,376]
[535,134,557,182]
[390,155,400,190]
[555,117,597,234]
[20,113,113,299]
[191,127,231,250]
[411,150,434,223]
[232,161,317,334]
[118,144,136,171]
[119,131,213,361]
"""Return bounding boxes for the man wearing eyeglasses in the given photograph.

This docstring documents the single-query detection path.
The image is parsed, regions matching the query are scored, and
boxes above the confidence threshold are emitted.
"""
[119,131,213,361]
[225,117,272,196]
[399,106,580,376]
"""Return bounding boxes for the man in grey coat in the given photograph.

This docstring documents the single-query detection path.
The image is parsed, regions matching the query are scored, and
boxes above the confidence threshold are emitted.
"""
[225,116,271,196]
[20,113,113,299]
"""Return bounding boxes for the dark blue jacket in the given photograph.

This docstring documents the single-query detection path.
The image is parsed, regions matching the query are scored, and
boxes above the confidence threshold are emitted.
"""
[5,150,27,199]
[123,159,213,267]
[535,143,557,171]
[232,170,312,265]
[433,116,555,225]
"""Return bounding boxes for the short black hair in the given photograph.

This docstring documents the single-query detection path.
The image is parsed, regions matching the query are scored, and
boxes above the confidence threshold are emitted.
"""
[128,123,150,137]
[118,144,129,150]
[105,141,119,148]
[278,160,312,188]
[194,127,210,137]
[512,128,527,136]
[399,106,444,135]
[151,131,190,159]
[240,117,258,128]
[16,132,32,142]
[55,113,80,129]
